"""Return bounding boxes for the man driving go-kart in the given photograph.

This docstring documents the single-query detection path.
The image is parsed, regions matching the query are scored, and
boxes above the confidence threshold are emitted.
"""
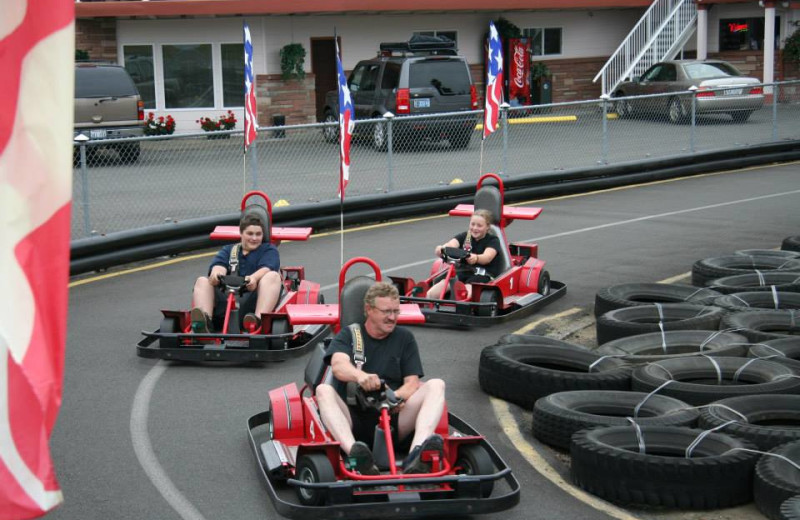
[316,281,446,475]
[191,213,283,333]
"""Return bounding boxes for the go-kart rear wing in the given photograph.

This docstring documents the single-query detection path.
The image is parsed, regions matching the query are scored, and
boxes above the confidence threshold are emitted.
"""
[448,173,542,230]
[285,304,425,326]
[209,190,313,244]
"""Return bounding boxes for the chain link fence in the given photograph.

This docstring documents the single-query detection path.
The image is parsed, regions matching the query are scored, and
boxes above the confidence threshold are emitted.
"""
[72,80,800,239]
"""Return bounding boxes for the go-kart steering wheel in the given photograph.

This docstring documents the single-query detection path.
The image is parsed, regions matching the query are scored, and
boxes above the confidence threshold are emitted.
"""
[348,380,404,411]
[218,274,248,295]
[442,246,471,262]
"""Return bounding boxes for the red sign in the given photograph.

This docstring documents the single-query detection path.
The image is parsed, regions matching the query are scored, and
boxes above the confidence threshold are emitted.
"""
[508,38,531,104]
[728,22,748,33]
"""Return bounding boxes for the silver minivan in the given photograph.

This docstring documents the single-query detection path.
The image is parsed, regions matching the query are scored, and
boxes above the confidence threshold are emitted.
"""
[74,63,144,163]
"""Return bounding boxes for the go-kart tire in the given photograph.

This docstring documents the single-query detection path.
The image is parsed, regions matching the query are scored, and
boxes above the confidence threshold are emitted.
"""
[496,334,589,350]
[781,497,800,520]
[596,304,725,345]
[270,319,290,350]
[721,310,800,343]
[755,441,800,520]
[478,344,631,409]
[570,426,758,509]
[295,453,336,506]
[596,330,748,365]
[692,255,800,287]
[749,337,800,371]
[708,272,800,294]
[537,270,551,296]
[454,444,494,498]
[594,283,721,317]
[532,391,698,451]
[159,317,179,348]
[714,291,800,313]
[630,356,800,406]
[698,394,800,451]
[477,289,500,317]
[782,236,800,253]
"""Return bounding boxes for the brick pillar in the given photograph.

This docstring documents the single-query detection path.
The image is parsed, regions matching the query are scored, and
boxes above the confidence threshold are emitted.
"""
[255,74,317,126]
[76,19,117,62]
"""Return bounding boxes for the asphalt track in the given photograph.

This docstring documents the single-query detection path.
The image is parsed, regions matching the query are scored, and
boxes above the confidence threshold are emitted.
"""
[55,162,799,520]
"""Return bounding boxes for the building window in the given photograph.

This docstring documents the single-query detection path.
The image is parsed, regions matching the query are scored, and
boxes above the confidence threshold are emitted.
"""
[413,30,458,47]
[719,17,780,51]
[163,44,213,109]
[523,27,562,56]
[221,43,244,107]
[123,45,155,109]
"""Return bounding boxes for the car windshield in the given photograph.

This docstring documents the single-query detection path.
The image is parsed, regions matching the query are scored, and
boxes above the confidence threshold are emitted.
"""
[75,66,139,98]
[409,60,471,95]
[683,62,742,80]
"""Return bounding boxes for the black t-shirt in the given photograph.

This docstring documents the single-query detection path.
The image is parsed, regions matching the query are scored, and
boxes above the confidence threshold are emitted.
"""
[454,231,503,278]
[324,324,424,401]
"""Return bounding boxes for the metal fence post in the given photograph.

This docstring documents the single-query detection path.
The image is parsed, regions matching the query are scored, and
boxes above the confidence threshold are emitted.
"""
[249,138,259,190]
[500,102,510,174]
[384,112,395,192]
[74,135,92,237]
[600,94,609,165]
[772,82,779,142]
[688,86,697,153]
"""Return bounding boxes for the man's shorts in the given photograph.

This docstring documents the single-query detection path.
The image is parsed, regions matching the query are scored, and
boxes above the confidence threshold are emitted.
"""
[348,406,412,453]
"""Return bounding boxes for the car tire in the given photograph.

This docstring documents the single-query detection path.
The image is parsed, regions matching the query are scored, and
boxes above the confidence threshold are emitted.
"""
[496,334,589,350]
[596,330,748,364]
[708,272,800,294]
[698,394,800,451]
[295,453,336,506]
[668,97,688,124]
[478,343,631,409]
[595,304,725,345]
[372,119,388,152]
[783,236,800,253]
[454,444,494,498]
[594,282,722,317]
[322,110,339,143]
[570,426,759,509]
[613,94,633,119]
[748,337,800,371]
[713,291,800,313]
[781,497,800,520]
[755,441,800,520]
[532,390,698,451]
[730,110,753,123]
[692,255,800,287]
[721,310,800,343]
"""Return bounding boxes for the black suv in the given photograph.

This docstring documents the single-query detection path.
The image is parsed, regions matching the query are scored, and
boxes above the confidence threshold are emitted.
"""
[322,36,477,150]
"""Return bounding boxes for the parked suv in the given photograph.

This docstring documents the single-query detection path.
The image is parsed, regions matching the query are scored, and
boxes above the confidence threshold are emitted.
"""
[322,36,478,150]
[74,62,145,163]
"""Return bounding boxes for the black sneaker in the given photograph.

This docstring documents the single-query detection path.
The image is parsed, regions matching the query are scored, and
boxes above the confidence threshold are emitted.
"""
[402,434,444,474]
[190,308,212,333]
[348,441,380,476]
[243,313,261,332]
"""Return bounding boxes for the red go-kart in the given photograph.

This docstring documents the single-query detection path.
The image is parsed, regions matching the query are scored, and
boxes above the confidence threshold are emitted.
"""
[390,173,566,326]
[247,257,520,519]
[137,191,328,363]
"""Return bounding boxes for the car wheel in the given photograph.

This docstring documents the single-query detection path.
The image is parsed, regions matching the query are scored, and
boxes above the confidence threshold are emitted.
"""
[322,110,339,143]
[454,444,494,498]
[449,129,472,149]
[117,142,140,164]
[730,111,753,123]
[372,120,387,152]
[668,97,687,124]
[295,453,336,506]
[614,95,633,119]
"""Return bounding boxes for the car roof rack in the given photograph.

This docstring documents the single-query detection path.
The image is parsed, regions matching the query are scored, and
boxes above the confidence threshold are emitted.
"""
[379,35,458,56]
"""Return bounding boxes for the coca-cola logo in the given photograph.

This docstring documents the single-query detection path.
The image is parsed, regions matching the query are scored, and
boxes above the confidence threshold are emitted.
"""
[513,45,526,88]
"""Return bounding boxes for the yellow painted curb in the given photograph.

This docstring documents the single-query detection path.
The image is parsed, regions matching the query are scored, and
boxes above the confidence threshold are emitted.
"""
[274,199,290,207]
[475,115,577,130]
[449,178,464,185]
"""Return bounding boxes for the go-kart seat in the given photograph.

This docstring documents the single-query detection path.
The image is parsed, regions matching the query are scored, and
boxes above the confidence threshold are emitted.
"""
[473,184,512,274]
[242,201,271,244]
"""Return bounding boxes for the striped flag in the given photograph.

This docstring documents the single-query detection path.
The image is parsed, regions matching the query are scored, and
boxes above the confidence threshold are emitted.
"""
[1,0,72,517]
[336,40,354,199]
[243,21,257,152]
[484,21,504,138]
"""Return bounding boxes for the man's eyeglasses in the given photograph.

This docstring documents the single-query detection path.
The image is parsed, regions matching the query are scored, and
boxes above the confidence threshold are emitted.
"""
[372,307,401,317]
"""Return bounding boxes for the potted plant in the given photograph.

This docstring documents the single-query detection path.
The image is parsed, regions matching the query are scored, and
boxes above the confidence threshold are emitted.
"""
[197,111,237,138]
[280,43,306,80]
[144,112,176,136]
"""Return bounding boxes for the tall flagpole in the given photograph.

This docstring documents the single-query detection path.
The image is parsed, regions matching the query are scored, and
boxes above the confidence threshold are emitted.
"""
[336,27,343,267]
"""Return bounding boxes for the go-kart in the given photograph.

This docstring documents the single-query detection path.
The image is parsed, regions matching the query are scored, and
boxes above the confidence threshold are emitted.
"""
[390,173,566,326]
[137,191,328,363]
[247,257,520,518]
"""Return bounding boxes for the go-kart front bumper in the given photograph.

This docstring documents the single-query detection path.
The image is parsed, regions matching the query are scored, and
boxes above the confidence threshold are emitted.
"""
[247,410,521,519]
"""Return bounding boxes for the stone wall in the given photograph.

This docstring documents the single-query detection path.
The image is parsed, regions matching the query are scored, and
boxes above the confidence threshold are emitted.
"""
[76,19,117,62]
[255,74,318,126]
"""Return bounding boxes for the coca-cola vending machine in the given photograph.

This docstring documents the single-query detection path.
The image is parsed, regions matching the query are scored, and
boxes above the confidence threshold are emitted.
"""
[507,38,531,105]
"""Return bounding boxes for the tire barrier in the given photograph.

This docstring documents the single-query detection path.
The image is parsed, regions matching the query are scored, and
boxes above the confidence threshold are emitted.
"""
[596,304,725,345]
[781,496,800,520]
[713,292,800,313]
[532,390,698,451]
[692,255,800,287]
[570,425,759,509]
[783,236,800,254]
[596,330,748,364]
[630,356,800,405]
[708,272,800,295]
[722,310,800,343]
[495,334,588,350]
[698,394,800,451]
[749,337,800,372]
[593,283,721,317]
[755,440,800,520]
[478,343,631,410]
[737,249,800,259]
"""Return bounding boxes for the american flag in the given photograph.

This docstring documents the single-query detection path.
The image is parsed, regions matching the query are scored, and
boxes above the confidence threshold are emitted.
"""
[1,0,71,516]
[243,21,257,152]
[336,40,354,199]
[484,21,504,139]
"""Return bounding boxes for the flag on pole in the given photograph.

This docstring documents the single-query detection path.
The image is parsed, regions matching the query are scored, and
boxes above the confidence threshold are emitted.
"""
[243,21,257,152]
[1,0,72,517]
[484,21,504,139]
[335,40,354,199]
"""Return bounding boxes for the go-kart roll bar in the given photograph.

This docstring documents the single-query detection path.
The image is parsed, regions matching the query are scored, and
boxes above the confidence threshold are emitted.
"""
[338,257,382,297]
[241,190,272,218]
[476,173,504,201]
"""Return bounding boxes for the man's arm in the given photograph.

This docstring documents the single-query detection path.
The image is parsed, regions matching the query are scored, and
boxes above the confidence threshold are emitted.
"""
[330,352,381,391]
[393,374,421,402]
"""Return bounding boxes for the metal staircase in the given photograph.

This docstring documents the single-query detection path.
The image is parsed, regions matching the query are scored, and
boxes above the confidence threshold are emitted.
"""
[594,0,698,97]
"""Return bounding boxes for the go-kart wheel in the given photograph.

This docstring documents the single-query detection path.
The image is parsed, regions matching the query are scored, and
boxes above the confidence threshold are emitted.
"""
[537,270,551,296]
[270,319,290,350]
[316,293,325,305]
[477,290,500,317]
[455,444,494,498]
[158,317,179,348]
[295,453,335,506]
